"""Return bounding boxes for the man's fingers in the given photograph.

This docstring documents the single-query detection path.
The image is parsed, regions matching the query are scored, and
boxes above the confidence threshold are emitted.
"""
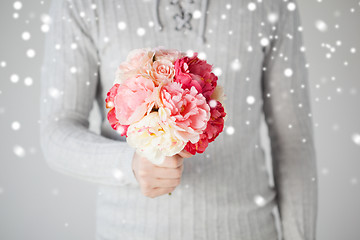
[156,155,183,168]
[153,166,183,179]
[147,187,175,198]
[151,178,181,188]
[177,149,192,159]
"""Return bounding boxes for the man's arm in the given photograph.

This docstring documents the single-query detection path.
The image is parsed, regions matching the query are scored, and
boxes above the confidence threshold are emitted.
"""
[39,0,138,187]
[261,1,318,239]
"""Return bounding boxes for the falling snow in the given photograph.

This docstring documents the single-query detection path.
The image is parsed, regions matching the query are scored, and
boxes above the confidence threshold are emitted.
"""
[10,74,19,83]
[287,2,296,11]
[209,99,217,108]
[352,133,360,146]
[248,2,256,11]
[13,1,22,10]
[284,68,293,77]
[315,20,328,32]
[48,87,61,99]
[26,49,36,58]
[21,32,31,41]
[13,145,26,157]
[11,121,21,131]
[70,67,77,74]
[113,169,124,180]
[213,67,223,76]
[193,10,201,19]
[231,58,241,71]
[246,96,256,105]
[260,37,270,47]
[118,21,127,30]
[137,28,146,36]
[24,77,33,86]
[226,126,235,135]
[267,13,278,24]
[254,195,266,207]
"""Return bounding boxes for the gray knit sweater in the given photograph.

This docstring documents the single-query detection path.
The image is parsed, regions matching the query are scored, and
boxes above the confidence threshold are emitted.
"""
[39,0,318,239]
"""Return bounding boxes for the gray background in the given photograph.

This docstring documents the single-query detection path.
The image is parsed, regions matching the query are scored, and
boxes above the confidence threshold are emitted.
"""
[0,0,359,239]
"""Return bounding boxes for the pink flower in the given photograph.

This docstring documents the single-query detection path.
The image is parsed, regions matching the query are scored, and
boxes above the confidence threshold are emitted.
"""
[174,52,218,100]
[158,82,210,143]
[114,75,158,125]
[184,100,226,154]
[148,59,175,86]
[115,48,155,84]
[154,47,185,63]
[105,84,129,136]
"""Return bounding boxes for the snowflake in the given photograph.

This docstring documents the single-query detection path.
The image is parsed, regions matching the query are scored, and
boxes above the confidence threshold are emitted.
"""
[287,2,296,11]
[284,68,293,77]
[231,58,241,71]
[13,1,22,10]
[13,145,26,157]
[254,195,266,207]
[11,121,21,131]
[26,49,36,58]
[24,77,33,86]
[226,126,235,135]
[248,2,256,11]
[22,32,31,41]
[10,74,19,83]
[315,20,328,32]
[137,27,146,36]
[118,21,127,30]
[352,133,360,146]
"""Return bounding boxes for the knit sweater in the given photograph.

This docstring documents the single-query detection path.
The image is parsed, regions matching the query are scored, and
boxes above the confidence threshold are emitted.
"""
[39,0,318,239]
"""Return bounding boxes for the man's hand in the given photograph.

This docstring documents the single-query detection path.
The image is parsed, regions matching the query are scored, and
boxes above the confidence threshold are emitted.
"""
[132,150,192,198]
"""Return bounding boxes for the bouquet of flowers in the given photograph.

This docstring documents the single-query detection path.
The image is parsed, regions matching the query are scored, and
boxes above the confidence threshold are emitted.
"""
[105,47,227,165]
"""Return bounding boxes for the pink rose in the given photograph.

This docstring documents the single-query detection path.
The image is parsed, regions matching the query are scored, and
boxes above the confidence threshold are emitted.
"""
[158,82,210,143]
[114,75,158,125]
[174,52,218,100]
[149,59,175,86]
[115,48,155,84]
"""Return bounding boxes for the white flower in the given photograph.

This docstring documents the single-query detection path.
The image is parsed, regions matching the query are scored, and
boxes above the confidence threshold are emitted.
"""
[126,112,186,165]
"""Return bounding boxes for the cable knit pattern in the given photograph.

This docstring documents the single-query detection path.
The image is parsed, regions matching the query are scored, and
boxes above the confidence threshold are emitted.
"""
[39,0,317,239]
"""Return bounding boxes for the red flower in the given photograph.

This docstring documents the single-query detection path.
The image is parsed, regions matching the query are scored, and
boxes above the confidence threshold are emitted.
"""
[174,52,218,100]
[105,83,129,136]
[206,101,226,142]
[184,133,209,155]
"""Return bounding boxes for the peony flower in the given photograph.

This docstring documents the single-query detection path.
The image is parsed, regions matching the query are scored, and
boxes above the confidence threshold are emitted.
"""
[148,59,175,86]
[126,112,186,164]
[184,100,226,154]
[114,75,159,125]
[157,82,210,144]
[107,108,129,136]
[115,48,155,84]
[154,47,185,63]
[174,52,218,100]
[184,133,208,155]
[105,84,129,136]
[204,100,226,142]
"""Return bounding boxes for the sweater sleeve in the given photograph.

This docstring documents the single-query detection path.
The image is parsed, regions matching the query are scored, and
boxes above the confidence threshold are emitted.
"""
[261,1,318,239]
[39,0,138,187]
